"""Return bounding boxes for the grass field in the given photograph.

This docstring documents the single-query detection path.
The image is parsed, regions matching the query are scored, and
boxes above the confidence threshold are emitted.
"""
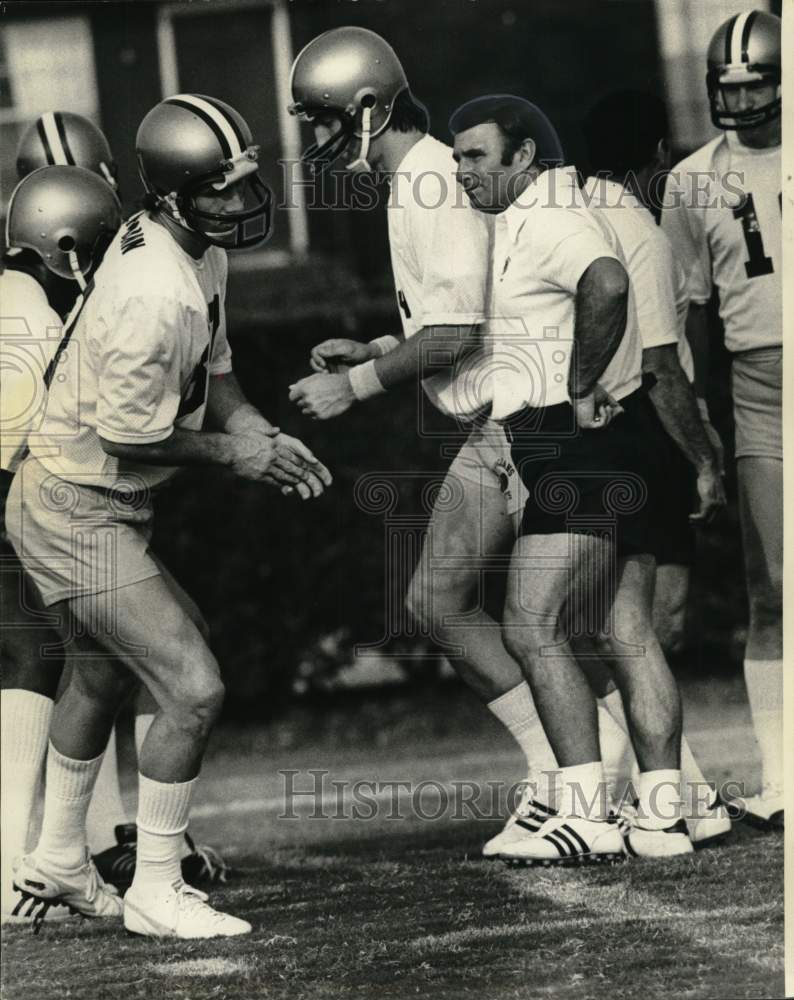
[0,676,785,1000]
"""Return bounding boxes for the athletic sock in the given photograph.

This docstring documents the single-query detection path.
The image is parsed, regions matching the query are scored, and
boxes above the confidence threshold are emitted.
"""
[487,682,559,807]
[744,659,783,794]
[1,691,53,908]
[596,691,637,805]
[637,769,683,830]
[36,744,105,870]
[558,761,611,821]
[85,726,130,853]
[130,774,196,892]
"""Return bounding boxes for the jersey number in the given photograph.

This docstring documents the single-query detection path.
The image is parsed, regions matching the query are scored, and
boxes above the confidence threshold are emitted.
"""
[732,192,774,279]
[177,295,220,419]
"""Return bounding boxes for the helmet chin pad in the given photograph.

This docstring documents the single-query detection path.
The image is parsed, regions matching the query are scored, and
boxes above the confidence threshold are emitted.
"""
[182,173,273,250]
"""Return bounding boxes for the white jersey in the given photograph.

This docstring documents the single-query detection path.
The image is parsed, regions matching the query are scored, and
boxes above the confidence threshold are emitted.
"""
[30,212,232,488]
[583,177,694,382]
[490,166,642,420]
[387,134,492,418]
[661,133,781,353]
[0,269,65,472]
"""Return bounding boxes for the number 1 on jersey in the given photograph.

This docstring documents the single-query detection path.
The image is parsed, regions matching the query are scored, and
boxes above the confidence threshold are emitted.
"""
[733,192,773,279]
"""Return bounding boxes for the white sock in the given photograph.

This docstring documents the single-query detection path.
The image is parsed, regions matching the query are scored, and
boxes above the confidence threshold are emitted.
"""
[558,761,611,820]
[487,683,559,806]
[597,692,638,805]
[85,726,130,853]
[744,659,783,793]
[131,774,196,892]
[1,691,53,910]
[36,744,104,869]
[636,769,682,830]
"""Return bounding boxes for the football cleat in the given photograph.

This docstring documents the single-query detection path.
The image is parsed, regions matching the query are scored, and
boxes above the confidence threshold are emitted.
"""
[12,850,122,933]
[123,881,251,939]
[621,817,695,858]
[686,790,732,846]
[93,824,230,893]
[499,814,625,867]
[482,784,557,858]
[734,783,783,831]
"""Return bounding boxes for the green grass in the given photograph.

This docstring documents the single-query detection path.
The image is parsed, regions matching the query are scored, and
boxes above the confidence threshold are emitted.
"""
[1,681,785,1000]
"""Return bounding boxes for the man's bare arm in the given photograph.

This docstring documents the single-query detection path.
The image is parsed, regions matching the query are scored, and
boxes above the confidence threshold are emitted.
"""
[568,257,629,400]
[372,323,481,388]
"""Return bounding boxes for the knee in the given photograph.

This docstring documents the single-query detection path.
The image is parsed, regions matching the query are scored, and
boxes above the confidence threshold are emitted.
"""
[748,572,783,629]
[172,670,225,736]
[406,568,470,633]
[501,602,550,670]
[654,613,686,657]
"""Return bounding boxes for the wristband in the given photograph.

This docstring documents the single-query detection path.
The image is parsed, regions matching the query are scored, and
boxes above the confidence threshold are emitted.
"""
[696,397,710,423]
[348,360,386,401]
[369,335,400,357]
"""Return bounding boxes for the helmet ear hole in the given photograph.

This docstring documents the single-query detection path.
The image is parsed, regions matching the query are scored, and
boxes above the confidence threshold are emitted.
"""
[360,93,376,109]
[58,235,76,252]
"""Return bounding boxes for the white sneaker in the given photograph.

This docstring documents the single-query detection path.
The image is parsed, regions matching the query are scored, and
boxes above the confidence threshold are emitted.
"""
[622,818,694,858]
[686,791,732,846]
[735,783,783,829]
[124,881,252,939]
[12,850,122,932]
[499,814,624,867]
[482,785,557,858]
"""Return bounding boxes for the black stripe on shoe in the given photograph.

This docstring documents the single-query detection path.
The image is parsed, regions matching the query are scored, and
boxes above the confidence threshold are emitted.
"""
[542,832,572,858]
[560,823,591,855]
[515,817,542,833]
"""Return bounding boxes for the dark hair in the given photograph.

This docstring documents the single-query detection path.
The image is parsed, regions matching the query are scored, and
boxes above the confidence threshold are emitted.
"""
[582,90,669,177]
[389,89,430,134]
[448,94,565,167]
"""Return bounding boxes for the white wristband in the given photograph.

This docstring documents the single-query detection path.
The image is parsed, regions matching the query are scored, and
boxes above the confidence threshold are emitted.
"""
[348,360,386,401]
[368,335,400,357]
[696,397,710,423]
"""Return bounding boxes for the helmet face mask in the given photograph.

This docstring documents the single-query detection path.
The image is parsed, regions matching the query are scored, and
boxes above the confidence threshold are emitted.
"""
[706,10,781,131]
[295,110,356,173]
[182,172,273,250]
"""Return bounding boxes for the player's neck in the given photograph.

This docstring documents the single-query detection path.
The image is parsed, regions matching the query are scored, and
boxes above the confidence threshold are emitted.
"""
[378,129,426,175]
[150,210,211,260]
[734,118,781,151]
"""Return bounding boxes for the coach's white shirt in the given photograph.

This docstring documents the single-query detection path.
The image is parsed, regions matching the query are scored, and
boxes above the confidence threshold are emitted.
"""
[582,177,694,382]
[661,133,781,353]
[0,269,64,472]
[489,166,642,421]
[30,212,233,488]
[387,133,492,418]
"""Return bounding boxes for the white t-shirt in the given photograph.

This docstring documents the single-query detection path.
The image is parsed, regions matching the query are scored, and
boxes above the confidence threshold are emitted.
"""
[490,166,642,420]
[387,134,492,417]
[0,269,65,472]
[583,177,694,382]
[661,133,781,353]
[31,212,233,488]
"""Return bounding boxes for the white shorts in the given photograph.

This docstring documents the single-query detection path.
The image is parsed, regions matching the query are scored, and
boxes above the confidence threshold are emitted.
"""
[5,456,161,607]
[732,346,782,461]
[446,420,528,518]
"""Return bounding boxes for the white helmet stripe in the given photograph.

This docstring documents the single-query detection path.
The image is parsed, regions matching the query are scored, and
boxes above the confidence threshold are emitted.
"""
[170,94,243,159]
[731,10,753,65]
[40,111,69,165]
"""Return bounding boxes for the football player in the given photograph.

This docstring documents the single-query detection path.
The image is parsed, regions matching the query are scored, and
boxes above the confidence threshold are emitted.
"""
[661,10,782,828]
[6,94,331,938]
[578,90,730,842]
[1,164,122,922]
[287,28,563,850]
[450,94,698,864]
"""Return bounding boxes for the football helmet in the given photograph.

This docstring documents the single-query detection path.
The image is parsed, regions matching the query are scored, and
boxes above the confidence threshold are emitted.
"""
[16,112,118,191]
[706,10,780,129]
[135,94,272,250]
[5,165,122,290]
[288,26,408,172]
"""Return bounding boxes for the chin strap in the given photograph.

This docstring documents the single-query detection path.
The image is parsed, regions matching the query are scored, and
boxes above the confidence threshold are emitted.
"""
[346,104,374,174]
[67,250,87,292]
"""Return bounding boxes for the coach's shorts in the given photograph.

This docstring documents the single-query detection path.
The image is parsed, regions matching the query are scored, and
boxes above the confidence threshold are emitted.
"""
[5,456,160,607]
[504,386,664,558]
[447,419,528,518]
[732,346,782,461]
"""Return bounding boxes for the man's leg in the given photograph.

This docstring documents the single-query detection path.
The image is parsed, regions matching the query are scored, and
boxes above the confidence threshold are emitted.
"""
[652,564,690,657]
[406,467,559,850]
[737,456,783,821]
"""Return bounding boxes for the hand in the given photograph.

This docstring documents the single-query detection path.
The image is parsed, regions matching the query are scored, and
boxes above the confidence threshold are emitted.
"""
[289,373,356,420]
[572,384,624,430]
[690,461,727,524]
[310,339,375,373]
[228,432,278,483]
[273,433,333,500]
